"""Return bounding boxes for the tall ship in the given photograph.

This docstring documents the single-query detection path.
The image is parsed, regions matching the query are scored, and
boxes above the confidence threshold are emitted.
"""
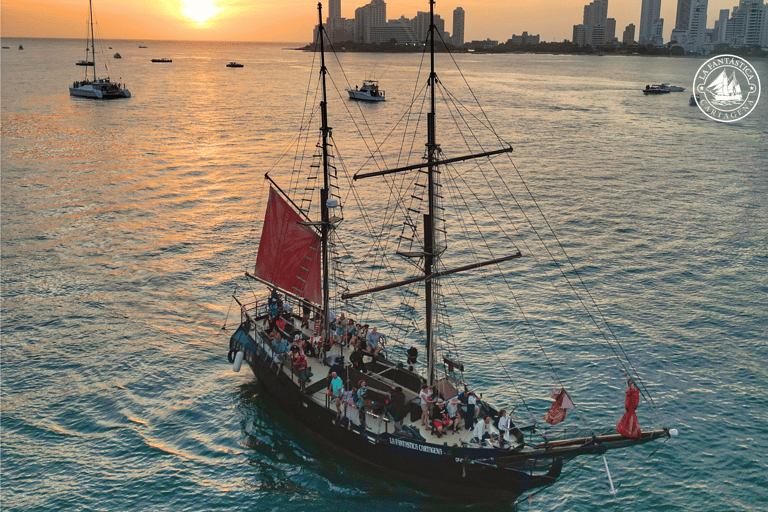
[69,0,131,100]
[224,1,674,503]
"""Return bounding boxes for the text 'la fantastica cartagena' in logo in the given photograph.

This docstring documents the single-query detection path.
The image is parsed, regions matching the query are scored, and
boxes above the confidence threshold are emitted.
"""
[692,54,761,123]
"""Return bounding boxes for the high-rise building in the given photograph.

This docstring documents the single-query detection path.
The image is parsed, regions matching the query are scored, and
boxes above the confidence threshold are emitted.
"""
[622,23,636,44]
[725,0,767,46]
[582,0,609,46]
[452,7,465,47]
[639,0,663,45]
[329,0,341,20]
[573,24,587,45]
[685,0,709,52]
[714,9,729,42]
[326,0,343,43]
[675,0,692,30]
[355,0,386,43]
[605,18,617,43]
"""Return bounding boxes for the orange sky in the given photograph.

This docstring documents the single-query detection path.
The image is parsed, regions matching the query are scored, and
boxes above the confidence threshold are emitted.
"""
[1,0,739,43]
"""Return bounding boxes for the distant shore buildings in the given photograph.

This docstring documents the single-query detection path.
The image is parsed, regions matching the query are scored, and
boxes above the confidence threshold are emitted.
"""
[316,0,768,54]
[316,0,455,45]
[509,32,540,45]
[667,0,768,54]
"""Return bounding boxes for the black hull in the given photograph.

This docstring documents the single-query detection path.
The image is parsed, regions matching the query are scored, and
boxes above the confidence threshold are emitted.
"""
[229,334,562,502]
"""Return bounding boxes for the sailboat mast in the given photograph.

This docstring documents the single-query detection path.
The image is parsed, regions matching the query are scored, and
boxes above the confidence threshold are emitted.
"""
[317,2,332,348]
[89,0,96,82]
[425,0,438,387]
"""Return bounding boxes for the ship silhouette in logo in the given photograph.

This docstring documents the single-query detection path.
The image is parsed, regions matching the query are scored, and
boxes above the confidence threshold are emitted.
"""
[707,70,743,106]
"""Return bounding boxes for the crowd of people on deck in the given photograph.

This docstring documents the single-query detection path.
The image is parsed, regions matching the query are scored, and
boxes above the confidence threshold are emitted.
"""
[261,289,526,448]
[265,290,413,372]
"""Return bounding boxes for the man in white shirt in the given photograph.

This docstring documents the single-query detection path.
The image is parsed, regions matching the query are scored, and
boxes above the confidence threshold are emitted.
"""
[473,416,494,447]
[497,409,511,446]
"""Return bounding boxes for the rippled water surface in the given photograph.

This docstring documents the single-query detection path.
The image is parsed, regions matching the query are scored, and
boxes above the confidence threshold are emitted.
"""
[2,39,767,511]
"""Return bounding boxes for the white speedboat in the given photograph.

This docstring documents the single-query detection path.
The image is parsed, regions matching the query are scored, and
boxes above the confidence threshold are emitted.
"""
[661,83,685,92]
[346,80,386,102]
[70,0,131,100]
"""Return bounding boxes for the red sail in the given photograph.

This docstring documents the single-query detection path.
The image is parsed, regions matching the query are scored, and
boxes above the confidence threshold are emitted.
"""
[255,187,321,304]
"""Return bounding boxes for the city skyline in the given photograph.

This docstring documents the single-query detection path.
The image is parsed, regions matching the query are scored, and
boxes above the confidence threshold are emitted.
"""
[0,0,753,44]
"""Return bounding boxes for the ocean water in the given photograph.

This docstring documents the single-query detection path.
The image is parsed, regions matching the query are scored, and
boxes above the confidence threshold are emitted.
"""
[2,38,767,511]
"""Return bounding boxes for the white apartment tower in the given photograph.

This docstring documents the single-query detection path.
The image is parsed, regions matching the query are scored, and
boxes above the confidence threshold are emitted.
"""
[583,0,609,46]
[355,0,387,43]
[452,7,465,47]
[727,0,767,46]
[639,0,664,45]
[685,0,709,52]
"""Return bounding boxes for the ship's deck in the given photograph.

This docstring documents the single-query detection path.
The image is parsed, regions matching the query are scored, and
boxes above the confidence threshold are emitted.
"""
[243,313,521,451]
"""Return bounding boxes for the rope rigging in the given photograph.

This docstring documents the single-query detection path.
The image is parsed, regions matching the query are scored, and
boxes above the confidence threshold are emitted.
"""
[254,14,662,433]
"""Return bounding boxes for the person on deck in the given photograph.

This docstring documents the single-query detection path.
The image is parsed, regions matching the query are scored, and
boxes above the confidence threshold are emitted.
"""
[419,385,433,428]
[458,387,476,430]
[295,354,309,390]
[355,379,369,429]
[431,399,452,437]
[497,409,511,447]
[341,381,357,425]
[406,344,418,371]
[275,337,289,357]
[473,416,494,447]
[389,386,406,432]
[328,371,343,417]
[616,378,642,438]
[349,345,367,374]
[446,397,461,432]
[366,327,385,356]
[327,357,346,386]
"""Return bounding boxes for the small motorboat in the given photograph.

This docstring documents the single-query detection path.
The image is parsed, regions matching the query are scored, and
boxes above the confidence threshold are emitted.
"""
[76,60,95,66]
[19,44,24,50]
[642,84,671,95]
[2,46,10,49]
[139,45,147,48]
[226,62,244,68]
[689,94,700,106]
[346,79,386,102]
[114,53,121,58]
[661,83,685,92]
[151,58,172,63]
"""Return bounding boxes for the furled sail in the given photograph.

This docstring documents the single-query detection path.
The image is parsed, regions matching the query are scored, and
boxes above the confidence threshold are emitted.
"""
[255,187,321,304]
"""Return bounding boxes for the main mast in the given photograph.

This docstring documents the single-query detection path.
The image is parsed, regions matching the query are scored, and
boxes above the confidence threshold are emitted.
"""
[425,0,438,387]
[318,2,332,350]
[89,0,96,82]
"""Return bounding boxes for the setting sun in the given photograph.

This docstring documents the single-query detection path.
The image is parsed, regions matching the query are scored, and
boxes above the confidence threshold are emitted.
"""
[181,0,222,25]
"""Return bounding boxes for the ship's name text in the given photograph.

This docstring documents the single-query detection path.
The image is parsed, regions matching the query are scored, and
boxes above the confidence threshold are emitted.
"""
[390,438,443,455]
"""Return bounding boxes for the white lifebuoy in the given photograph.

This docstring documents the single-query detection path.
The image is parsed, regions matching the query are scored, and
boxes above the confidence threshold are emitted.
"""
[233,351,245,372]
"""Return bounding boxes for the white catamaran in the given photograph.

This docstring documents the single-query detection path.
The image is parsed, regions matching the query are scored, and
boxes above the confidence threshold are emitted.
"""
[69,0,131,100]
[224,1,674,503]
